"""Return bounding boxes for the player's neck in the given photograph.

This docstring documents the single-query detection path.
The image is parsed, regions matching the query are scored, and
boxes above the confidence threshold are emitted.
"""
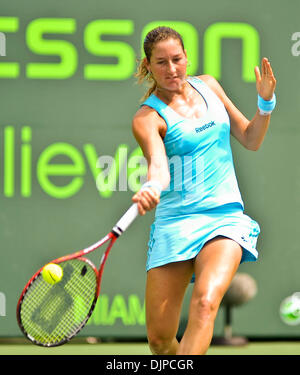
[155,79,190,104]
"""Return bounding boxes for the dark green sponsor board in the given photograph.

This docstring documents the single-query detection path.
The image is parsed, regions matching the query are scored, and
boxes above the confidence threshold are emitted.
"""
[1,0,300,339]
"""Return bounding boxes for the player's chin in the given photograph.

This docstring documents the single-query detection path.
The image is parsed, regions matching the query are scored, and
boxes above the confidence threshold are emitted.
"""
[164,78,185,90]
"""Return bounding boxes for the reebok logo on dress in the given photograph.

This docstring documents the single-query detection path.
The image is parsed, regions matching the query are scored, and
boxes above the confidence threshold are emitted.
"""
[195,121,216,133]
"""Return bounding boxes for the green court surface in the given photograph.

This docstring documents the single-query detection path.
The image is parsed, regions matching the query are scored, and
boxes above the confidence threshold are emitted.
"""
[1,340,300,355]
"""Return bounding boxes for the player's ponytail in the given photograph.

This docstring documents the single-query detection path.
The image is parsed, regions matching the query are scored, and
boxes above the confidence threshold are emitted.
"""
[135,26,185,101]
[135,58,157,101]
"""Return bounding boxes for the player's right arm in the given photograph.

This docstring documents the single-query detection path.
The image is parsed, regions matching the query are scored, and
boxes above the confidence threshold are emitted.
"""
[131,105,170,215]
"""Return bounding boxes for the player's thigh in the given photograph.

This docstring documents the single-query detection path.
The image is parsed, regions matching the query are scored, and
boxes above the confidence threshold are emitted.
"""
[192,236,242,308]
[145,260,194,337]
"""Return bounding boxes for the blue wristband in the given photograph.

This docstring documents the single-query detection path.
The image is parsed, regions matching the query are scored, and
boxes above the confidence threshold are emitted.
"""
[257,93,276,115]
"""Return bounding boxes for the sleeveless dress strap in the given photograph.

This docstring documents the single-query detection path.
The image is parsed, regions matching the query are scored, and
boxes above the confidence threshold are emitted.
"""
[141,94,183,128]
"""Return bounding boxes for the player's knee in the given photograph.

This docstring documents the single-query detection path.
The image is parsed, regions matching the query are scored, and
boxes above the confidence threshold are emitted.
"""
[190,294,218,323]
[147,332,174,355]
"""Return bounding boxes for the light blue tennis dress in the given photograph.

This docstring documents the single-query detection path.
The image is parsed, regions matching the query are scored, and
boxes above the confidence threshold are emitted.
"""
[142,76,260,276]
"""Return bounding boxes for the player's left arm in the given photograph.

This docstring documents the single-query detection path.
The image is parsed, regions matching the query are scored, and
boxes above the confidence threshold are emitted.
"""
[200,57,277,151]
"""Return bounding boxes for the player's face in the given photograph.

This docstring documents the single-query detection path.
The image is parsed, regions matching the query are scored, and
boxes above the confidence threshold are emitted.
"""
[147,38,187,92]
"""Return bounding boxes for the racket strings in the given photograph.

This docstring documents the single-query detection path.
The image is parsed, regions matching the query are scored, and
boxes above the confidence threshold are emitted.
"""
[20,259,97,346]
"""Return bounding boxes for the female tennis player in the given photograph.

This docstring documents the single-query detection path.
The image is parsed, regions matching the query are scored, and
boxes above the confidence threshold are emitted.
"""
[131,26,276,355]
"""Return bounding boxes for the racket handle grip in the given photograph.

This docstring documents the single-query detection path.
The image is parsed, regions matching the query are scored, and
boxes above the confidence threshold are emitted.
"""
[112,203,139,236]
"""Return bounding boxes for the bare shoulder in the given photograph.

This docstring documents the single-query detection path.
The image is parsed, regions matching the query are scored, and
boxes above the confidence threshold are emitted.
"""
[132,104,168,161]
[132,105,166,138]
[133,104,156,122]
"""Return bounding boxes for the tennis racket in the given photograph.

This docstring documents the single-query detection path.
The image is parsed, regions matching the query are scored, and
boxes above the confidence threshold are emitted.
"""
[16,203,139,347]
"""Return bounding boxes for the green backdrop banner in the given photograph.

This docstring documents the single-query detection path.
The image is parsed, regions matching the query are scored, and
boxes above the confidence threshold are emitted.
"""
[1,0,300,339]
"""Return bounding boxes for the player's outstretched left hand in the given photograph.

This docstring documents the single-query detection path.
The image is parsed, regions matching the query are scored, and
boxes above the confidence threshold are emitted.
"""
[254,57,277,100]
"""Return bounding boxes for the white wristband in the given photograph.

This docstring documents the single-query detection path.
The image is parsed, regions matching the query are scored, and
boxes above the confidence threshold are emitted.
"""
[141,180,163,195]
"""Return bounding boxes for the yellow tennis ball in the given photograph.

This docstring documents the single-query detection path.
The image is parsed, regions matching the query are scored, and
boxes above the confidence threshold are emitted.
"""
[42,263,63,285]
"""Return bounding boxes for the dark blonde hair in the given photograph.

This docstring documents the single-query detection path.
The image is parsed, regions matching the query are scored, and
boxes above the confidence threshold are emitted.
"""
[135,26,185,101]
